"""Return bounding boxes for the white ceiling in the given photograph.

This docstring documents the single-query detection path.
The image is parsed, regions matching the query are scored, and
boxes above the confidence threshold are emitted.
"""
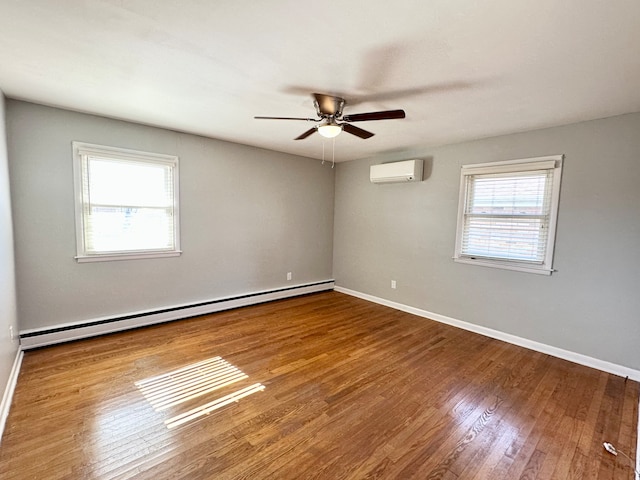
[1,1,639,162]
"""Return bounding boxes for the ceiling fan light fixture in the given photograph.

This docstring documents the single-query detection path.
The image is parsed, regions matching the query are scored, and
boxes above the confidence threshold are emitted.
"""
[318,123,342,138]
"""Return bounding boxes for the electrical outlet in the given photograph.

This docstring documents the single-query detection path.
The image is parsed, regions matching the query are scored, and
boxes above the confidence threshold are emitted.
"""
[391,280,396,289]
[9,325,14,340]
[287,272,292,281]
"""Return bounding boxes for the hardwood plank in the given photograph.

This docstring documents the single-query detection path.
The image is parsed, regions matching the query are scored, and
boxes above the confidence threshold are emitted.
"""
[0,291,637,479]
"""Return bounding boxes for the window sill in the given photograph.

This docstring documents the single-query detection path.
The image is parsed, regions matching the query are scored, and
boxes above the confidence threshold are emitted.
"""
[453,256,553,275]
[75,251,182,263]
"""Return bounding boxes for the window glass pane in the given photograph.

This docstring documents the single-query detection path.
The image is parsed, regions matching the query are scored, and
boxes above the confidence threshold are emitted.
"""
[88,157,173,208]
[467,172,548,216]
[462,216,547,262]
[85,206,173,253]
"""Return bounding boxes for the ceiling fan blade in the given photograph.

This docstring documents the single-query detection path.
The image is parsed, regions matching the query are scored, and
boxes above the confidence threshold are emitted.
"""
[294,127,317,140]
[313,93,345,116]
[342,109,406,122]
[342,123,374,139]
[255,116,316,121]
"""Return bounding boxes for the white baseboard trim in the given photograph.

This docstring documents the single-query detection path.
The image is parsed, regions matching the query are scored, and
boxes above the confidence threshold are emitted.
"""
[0,348,23,444]
[20,280,334,350]
[636,403,639,480]
[334,286,640,382]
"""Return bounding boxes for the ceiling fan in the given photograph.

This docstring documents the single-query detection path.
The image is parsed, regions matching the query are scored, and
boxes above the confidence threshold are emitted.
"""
[254,93,406,140]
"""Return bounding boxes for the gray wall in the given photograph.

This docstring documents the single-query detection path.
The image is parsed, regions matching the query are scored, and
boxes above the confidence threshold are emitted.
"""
[6,99,640,373]
[8,100,334,331]
[334,113,640,371]
[0,93,19,394]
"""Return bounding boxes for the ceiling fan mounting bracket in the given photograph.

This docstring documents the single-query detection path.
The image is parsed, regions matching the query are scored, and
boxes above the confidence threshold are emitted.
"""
[313,93,345,119]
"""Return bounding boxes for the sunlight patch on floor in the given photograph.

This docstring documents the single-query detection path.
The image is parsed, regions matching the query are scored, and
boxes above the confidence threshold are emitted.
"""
[165,383,265,429]
[136,356,265,428]
[136,356,248,411]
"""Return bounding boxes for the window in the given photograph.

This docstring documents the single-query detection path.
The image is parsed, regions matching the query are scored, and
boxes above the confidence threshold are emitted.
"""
[454,155,563,275]
[73,142,180,262]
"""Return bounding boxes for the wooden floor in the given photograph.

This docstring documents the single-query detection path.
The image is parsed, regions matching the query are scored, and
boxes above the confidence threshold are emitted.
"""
[1,291,638,479]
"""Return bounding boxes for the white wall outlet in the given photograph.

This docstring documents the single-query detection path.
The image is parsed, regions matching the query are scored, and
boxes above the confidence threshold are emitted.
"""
[391,280,397,289]
[9,325,14,340]
[287,272,292,281]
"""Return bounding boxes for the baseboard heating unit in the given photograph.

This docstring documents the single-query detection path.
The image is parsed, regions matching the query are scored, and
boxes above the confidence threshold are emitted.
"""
[20,280,334,349]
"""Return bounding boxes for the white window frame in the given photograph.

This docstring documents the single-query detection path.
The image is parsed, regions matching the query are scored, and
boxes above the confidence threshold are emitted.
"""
[72,142,181,263]
[453,154,563,275]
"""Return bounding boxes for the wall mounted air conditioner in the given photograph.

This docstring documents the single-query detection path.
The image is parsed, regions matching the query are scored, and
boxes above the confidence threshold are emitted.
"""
[370,159,423,184]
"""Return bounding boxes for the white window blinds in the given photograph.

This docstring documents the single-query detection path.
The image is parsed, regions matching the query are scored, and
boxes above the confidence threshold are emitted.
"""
[461,169,553,263]
[454,155,563,275]
[73,143,180,262]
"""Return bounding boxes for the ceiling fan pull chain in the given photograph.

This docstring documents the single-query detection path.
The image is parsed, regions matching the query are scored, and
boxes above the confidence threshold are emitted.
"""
[321,141,325,165]
[332,137,335,168]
